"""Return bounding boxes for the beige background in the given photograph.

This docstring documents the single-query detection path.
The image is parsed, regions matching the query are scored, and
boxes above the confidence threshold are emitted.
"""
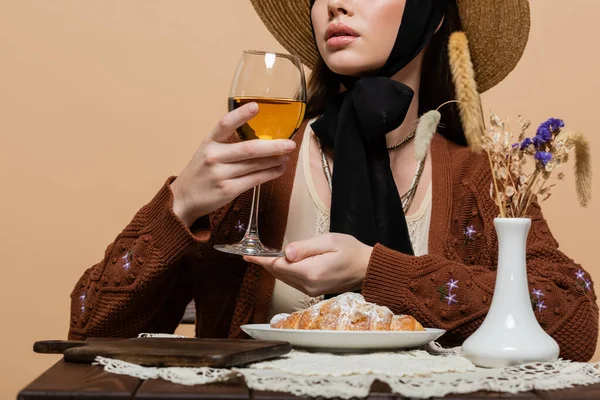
[0,0,598,397]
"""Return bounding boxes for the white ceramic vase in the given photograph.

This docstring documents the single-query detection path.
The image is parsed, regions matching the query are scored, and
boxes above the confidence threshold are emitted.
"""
[461,218,559,368]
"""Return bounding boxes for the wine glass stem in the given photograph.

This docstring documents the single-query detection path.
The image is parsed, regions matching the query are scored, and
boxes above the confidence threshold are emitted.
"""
[244,185,261,241]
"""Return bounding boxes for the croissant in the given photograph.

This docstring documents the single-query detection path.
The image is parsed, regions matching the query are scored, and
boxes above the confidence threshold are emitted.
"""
[270,293,425,331]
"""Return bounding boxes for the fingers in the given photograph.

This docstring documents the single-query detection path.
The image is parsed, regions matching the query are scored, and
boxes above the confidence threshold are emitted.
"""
[244,256,307,284]
[223,163,288,198]
[244,256,278,271]
[210,102,259,143]
[245,255,328,297]
[214,139,296,164]
[220,155,289,180]
[205,102,296,165]
[284,235,337,262]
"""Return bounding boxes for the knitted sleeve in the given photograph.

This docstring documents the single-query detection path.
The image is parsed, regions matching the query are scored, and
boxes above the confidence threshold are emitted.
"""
[68,177,212,340]
[362,168,598,362]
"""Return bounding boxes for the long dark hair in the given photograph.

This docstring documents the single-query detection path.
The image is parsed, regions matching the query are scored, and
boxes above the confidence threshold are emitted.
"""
[305,0,467,146]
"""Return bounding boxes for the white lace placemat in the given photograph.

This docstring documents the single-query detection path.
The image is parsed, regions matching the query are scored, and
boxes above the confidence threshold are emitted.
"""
[93,334,600,399]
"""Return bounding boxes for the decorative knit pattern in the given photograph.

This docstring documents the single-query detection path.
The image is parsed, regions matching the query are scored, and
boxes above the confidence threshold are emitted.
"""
[68,129,599,362]
[437,279,459,306]
[531,288,547,313]
[228,264,260,339]
[576,268,594,292]
[463,225,476,245]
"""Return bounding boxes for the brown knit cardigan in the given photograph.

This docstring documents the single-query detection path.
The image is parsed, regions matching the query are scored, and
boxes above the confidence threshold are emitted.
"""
[68,124,599,361]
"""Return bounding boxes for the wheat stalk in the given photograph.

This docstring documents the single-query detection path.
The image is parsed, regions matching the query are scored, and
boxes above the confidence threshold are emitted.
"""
[448,31,484,152]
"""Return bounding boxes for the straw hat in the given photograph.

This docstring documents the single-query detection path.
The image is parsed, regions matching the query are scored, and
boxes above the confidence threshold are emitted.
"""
[249,0,530,93]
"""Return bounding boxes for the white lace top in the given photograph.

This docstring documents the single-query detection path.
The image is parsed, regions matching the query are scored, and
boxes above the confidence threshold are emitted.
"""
[267,122,433,320]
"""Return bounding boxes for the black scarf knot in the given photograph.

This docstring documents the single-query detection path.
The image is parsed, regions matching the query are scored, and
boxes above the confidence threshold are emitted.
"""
[312,78,416,254]
[309,0,448,257]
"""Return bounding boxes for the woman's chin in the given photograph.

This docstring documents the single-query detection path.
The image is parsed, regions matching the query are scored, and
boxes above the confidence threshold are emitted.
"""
[323,52,382,77]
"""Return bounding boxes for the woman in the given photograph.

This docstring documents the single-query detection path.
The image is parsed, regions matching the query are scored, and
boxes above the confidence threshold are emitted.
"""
[69,0,598,361]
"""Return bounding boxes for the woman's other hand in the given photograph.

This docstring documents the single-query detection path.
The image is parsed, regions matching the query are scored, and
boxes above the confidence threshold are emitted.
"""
[245,233,373,296]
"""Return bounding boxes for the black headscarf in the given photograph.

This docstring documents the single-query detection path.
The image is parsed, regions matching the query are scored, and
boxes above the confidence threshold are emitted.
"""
[309,0,448,255]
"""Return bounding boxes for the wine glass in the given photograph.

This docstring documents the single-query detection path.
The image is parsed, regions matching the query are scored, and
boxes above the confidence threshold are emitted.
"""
[214,50,307,257]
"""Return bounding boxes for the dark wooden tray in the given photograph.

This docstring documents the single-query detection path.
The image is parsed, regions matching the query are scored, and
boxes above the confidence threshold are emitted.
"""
[33,338,291,367]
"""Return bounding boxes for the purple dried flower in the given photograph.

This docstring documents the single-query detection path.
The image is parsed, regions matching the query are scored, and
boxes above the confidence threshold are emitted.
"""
[545,118,565,133]
[535,118,565,143]
[585,279,592,291]
[531,289,544,299]
[532,118,564,149]
[576,269,586,280]
[535,151,553,166]
[123,262,131,271]
[520,138,533,150]
[535,126,552,143]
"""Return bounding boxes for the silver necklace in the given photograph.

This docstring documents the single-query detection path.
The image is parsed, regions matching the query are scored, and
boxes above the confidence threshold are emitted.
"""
[315,136,426,214]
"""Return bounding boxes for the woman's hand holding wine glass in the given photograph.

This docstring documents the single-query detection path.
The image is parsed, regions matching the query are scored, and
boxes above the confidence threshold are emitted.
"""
[172,51,305,256]
[170,102,297,229]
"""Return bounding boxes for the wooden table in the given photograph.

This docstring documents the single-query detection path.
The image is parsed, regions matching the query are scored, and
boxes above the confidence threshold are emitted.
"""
[17,359,600,400]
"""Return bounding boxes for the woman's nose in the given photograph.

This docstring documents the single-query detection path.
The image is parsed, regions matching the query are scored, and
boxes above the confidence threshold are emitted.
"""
[327,0,355,19]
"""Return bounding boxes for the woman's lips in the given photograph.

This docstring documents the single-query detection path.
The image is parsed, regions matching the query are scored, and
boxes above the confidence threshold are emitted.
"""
[326,35,358,48]
[325,23,359,49]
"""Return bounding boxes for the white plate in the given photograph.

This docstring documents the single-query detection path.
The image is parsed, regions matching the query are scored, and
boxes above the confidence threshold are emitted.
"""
[241,324,446,352]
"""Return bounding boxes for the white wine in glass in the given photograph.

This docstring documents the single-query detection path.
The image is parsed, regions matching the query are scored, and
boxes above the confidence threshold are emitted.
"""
[214,51,307,257]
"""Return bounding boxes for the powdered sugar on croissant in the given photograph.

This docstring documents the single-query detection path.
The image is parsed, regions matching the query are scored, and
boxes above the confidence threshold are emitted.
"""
[270,293,424,331]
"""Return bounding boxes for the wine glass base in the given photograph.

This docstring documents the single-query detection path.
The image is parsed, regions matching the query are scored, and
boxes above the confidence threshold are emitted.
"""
[214,238,284,257]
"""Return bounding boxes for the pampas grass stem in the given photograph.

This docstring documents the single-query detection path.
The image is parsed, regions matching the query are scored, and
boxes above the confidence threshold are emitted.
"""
[568,132,592,207]
[414,110,441,161]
